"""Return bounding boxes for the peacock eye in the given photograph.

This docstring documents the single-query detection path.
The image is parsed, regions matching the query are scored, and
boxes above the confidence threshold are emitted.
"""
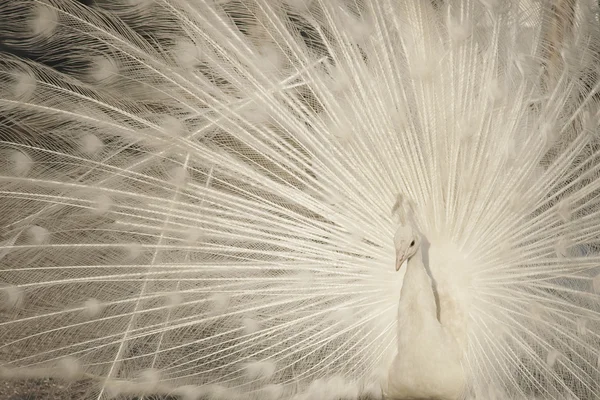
[410,240,415,247]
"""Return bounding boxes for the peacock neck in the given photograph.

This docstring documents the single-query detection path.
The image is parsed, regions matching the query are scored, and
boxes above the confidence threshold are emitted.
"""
[397,241,439,329]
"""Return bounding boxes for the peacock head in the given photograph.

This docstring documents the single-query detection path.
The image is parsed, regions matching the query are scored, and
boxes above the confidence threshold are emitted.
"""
[393,223,421,271]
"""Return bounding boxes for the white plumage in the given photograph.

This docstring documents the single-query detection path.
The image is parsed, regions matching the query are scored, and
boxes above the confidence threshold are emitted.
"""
[1,1,600,399]
[387,202,466,399]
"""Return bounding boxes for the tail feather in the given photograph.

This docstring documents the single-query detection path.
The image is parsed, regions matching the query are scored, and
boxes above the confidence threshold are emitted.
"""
[1,0,600,399]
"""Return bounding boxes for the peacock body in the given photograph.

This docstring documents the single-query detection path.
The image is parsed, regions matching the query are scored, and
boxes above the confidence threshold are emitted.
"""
[1,0,600,399]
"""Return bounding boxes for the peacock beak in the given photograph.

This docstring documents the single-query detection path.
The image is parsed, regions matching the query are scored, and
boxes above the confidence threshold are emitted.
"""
[395,252,407,271]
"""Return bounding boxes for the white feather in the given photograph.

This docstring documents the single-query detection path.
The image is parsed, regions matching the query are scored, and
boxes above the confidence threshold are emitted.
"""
[138,368,161,391]
[57,357,82,382]
[174,385,201,400]
[10,69,37,103]
[83,298,103,319]
[242,317,261,335]
[210,293,230,314]
[243,360,276,382]
[26,225,48,245]
[124,242,143,261]
[5,150,33,177]
[91,194,112,216]
[546,349,561,369]
[1,285,23,310]
[29,3,58,39]
[78,134,104,156]
[166,292,184,308]
[262,383,285,400]
[1,1,600,399]
[89,55,119,84]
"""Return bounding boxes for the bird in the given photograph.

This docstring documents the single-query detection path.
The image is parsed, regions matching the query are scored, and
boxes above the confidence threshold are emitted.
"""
[1,0,600,399]
[386,198,466,400]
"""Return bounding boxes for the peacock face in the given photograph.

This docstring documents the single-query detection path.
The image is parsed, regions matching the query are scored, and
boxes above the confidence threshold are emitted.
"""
[393,224,421,271]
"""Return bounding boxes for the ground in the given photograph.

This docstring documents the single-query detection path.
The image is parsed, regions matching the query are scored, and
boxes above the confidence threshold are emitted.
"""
[0,378,177,400]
